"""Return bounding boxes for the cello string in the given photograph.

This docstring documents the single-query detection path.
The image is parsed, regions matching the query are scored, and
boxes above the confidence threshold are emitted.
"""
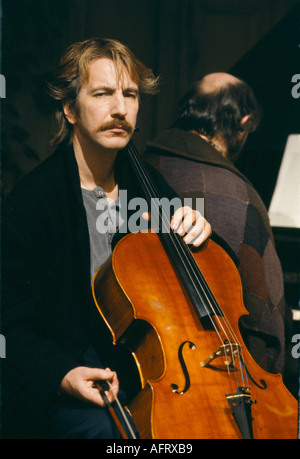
[126,144,238,354]
[126,145,222,322]
[127,143,246,390]
[126,143,233,329]
[223,315,249,387]
[221,315,248,387]
[127,147,240,355]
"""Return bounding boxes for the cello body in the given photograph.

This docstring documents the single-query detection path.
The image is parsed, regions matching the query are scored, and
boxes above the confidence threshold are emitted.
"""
[93,231,298,439]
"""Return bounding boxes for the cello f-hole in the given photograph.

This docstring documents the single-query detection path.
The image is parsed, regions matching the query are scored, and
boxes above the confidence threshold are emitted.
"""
[171,341,196,395]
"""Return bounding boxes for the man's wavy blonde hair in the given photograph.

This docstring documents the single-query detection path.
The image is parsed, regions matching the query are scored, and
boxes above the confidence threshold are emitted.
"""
[48,38,159,145]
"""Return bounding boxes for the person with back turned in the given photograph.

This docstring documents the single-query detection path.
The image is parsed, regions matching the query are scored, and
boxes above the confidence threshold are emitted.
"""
[145,72,290,376]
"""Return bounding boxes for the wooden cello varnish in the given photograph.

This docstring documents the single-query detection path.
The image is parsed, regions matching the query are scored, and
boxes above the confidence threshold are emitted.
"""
[92,142,298,439]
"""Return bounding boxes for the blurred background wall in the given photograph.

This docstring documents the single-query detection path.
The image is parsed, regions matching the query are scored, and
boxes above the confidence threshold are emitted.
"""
[2,0,299,199]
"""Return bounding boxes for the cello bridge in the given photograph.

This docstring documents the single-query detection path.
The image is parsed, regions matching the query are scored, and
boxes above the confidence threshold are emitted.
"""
[200,342,241,368]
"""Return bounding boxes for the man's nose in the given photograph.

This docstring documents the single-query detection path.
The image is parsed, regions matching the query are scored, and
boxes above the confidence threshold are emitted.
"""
[111,93,127,117]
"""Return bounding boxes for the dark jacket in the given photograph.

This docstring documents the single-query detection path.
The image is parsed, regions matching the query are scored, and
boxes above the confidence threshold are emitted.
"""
[145,128,288,375]
[1,142,177,437]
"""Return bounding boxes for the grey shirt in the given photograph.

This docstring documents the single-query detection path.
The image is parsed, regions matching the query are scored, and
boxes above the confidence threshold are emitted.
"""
[81,186,120,282]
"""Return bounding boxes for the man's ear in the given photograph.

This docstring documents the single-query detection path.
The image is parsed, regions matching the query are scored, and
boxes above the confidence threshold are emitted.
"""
[240,114,251,128]
[63,102,77,125]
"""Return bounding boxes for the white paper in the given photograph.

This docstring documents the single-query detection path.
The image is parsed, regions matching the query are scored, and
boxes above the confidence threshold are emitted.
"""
[269,134,300,228]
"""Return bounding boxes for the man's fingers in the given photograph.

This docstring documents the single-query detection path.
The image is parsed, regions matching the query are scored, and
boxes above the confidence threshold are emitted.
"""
[170,206,211,247]
[59,366,119,407]
[86,367,115,382]
[186,219,212,247]
[170,207,187,233]
[142,211,151,221]
[142,206,211,247]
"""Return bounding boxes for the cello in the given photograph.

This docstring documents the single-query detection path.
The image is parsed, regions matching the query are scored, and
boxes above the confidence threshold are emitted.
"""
[92,141,298,439]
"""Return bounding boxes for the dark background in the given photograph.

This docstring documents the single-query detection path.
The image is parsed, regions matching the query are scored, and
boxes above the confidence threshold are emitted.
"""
[1,0,300,397]
[2,0,299,203]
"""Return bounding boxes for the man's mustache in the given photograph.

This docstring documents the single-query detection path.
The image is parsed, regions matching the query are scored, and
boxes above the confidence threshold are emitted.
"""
[98,120,133,133]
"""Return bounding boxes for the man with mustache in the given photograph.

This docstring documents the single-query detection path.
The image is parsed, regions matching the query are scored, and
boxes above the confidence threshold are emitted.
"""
[1,38,211,439]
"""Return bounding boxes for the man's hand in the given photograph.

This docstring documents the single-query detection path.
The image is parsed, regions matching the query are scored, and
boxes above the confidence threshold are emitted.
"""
[143,206,211,247]
[170,206,211,247]
[59,366,119,407]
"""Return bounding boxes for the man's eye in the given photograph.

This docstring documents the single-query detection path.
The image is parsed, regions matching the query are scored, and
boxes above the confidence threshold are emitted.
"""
[125,92,137,98]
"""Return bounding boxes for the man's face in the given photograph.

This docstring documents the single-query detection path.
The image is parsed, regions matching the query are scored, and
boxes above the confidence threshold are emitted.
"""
[65,58,139,152]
